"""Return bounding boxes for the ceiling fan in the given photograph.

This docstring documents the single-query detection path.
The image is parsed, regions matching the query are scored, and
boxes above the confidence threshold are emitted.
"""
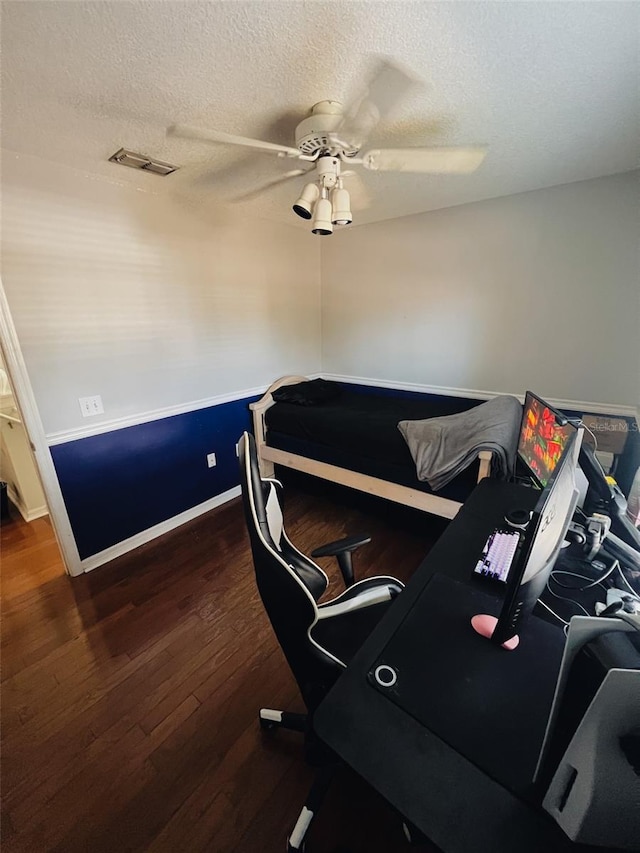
[169,61,487,234]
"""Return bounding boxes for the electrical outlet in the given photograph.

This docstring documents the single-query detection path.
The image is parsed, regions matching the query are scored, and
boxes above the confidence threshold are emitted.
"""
[79,395,104,418]
[207,452,217,468]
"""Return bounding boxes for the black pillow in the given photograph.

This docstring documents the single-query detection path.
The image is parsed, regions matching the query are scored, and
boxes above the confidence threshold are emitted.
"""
[272,379,342,407]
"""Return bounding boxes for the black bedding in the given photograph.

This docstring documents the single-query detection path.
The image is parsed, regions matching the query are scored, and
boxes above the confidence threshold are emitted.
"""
[265,387,486,504]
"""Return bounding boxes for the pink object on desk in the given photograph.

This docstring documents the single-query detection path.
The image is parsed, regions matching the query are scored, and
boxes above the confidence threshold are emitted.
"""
[471,614,520,651]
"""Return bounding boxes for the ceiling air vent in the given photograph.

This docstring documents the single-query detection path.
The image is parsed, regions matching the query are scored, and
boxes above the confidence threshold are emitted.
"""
[109,148,178,176]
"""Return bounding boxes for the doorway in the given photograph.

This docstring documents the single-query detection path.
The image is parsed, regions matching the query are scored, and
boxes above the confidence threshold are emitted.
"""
[0,351,48,524]
[0,278,81,577]
[0,348,69,596]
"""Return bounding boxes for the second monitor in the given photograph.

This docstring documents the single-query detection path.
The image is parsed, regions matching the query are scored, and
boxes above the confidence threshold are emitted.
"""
[517,391,577,487]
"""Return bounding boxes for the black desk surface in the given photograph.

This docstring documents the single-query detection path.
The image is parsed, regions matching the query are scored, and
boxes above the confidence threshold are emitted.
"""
[314,479,599,853]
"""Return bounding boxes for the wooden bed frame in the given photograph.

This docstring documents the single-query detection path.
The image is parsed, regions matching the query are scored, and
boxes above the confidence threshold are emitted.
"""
[250,376,493,521]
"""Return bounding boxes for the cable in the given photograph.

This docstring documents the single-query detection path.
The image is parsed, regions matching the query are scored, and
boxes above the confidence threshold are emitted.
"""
[580,422,598,453]
[549,570,606,591]
[544,579,591,616]
[537,598,569,626]
[591,559,619,587]
[549,561,618,591]
[549,569,603,590]
[617,563,640,600]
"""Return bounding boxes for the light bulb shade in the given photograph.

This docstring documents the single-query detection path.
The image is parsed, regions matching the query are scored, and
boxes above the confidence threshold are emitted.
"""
[292,183,319,219]
[311,197,333,235]
[330,187,352,225]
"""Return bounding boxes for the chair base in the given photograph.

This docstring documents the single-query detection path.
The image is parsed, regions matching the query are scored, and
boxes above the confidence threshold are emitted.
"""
[259,708,334,851]
[259,707,308,733]
[260,708,421,850]
[259,708,329,765]
[287,765,335,851]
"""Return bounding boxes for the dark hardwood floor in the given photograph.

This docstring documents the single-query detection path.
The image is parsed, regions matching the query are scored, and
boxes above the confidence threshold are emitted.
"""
[1,480,445,852]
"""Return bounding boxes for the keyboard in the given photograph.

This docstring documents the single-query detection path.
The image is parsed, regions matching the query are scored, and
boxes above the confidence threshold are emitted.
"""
[473,529,520,582]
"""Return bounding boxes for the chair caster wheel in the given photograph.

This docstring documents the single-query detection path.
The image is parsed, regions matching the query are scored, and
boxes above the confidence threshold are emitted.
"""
[259,709,282,731]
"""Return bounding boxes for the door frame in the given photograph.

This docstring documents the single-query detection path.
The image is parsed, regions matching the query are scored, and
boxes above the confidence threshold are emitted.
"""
[0,278,82,576]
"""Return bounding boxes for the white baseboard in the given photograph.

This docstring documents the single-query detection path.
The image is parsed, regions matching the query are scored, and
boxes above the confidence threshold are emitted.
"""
[6,484,48,523]
[20,505,49,522]
[81,485,241,573]
[322,373,638,419]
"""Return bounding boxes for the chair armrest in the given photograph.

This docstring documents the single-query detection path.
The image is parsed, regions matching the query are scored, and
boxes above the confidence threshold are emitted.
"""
[311,534,372,588]
[311,533,371,558]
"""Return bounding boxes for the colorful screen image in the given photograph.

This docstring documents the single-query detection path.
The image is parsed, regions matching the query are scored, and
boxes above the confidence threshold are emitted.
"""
[517,392,575,486]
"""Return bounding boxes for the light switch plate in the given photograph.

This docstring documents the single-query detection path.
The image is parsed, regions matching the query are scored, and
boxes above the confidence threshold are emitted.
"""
[79,395,104,417]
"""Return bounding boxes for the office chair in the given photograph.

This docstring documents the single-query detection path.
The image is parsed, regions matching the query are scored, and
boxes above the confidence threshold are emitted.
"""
[238,431,404,851]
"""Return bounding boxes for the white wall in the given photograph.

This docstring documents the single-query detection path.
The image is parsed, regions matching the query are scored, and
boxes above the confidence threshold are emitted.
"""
[321,172,640,408]
[1,152,321,436]
[2,156,637,442]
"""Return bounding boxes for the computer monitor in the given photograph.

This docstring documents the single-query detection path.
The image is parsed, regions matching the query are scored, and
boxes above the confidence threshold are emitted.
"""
[472,428,584,650]
[517,391,576,487]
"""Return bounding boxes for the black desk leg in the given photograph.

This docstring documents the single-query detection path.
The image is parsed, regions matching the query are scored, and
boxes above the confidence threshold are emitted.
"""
[287,764,336,852]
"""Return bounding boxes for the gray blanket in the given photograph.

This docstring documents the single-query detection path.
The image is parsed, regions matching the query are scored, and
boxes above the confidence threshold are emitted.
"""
[398,395,522,491]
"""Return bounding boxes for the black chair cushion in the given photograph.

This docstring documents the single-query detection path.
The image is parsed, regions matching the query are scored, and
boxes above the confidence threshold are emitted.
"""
[311,600,395,668]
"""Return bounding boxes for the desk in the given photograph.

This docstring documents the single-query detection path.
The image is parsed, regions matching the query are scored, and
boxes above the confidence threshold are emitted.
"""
[314,479,599,853]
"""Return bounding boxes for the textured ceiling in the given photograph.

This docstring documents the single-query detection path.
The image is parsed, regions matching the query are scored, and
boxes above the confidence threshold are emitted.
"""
[2,1,639,228]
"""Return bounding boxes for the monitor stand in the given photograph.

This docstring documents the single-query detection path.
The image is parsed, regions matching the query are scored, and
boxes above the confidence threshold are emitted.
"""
[471,613,520,650]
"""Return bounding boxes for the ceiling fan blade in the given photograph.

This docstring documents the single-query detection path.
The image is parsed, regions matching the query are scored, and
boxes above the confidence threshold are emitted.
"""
[168,124,301,158]
[341,171,373,210]
[231,168,314,203]
[361,146,488,174]
[334,59,420,152]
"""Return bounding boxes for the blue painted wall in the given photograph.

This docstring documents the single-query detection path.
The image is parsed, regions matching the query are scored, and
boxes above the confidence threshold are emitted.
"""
[51,396,257,559]
[49,380,638,562]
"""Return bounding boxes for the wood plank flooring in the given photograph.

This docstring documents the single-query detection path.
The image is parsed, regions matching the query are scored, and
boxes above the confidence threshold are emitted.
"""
[1,480,445,852]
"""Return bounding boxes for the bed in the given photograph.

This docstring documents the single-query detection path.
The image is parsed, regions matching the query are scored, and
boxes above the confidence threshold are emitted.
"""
[250,376,495,520]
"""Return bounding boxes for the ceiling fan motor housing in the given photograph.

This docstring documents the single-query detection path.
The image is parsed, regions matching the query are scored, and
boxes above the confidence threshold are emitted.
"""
[315,155,341,189]
[295,100,358,157]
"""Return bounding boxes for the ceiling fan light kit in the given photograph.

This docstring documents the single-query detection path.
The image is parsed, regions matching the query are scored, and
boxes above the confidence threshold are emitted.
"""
[330,186,352,226]
[169,61,487,233]
[311,194,334,236]
[292,154,352,234]
[292,182,319,220]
